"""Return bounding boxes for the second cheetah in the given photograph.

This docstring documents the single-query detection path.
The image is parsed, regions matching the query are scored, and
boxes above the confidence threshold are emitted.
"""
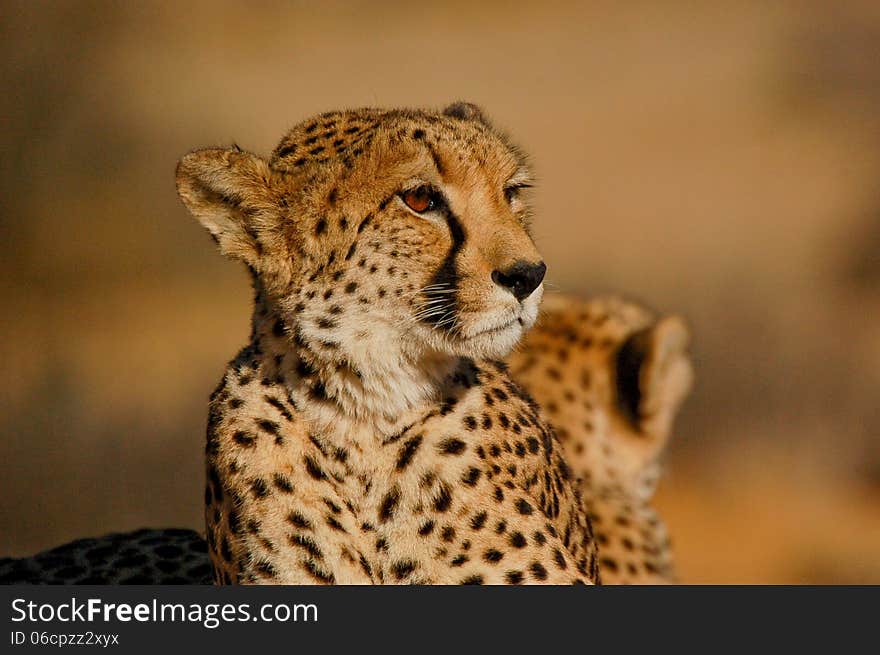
[511,294,693,583]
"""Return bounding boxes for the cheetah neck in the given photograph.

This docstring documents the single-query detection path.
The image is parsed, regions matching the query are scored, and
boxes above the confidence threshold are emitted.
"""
[249,293,461,438]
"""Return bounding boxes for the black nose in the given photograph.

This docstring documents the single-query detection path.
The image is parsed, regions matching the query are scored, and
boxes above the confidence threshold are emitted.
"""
[492,261,547,301]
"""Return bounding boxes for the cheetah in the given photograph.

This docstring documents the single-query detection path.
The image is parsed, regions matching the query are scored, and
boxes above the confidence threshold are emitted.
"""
[510,294,693,583]
[176,103,599,584]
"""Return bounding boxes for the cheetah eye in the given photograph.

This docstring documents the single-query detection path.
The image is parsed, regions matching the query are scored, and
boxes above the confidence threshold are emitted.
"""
[504,183,531,205]
[400,185,440,214]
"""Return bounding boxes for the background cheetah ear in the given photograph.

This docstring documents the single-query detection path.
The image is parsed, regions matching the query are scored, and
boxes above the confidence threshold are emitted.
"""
[443,101,490,125]
[615,316,693,438]
[175,147,276,266]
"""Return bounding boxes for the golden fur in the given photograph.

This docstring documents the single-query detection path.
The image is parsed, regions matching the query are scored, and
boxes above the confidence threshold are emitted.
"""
[511,294,693,583]
[177,104,599,584]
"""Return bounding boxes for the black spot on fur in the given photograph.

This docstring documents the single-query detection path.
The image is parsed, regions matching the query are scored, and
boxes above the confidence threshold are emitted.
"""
[396,435,423,470]
[530,562,548,581]
[484,549,504,563]
[505,570,524,585]
[250,478,269,499]
[256,419,279,435]
[470,511,488,530]
[438,438,466,455]
[379,486,401,523]
[303,455,327,481]
[265,396,293,421]
[601,557,619,573]
[325,515,345,532]
[308,434,330,458]
[232,431,255,447]
[302,559,334,584]
[461,467,481,486]
[391,560,417,580]
[359,554,373,579]
[493,388,509,402]
[289,534,323,560]
[273,474,294,493]
[433,483,453,513]
[516,499,534,515]
[554,548,568,570]
[287,512,312,530]
[275,142,297,159]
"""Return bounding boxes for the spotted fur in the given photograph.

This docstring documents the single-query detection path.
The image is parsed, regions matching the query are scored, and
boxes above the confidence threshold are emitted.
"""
[510,294,693,583]
[1,298,690,585]
[0,529,211,585]
[177,104,599,585]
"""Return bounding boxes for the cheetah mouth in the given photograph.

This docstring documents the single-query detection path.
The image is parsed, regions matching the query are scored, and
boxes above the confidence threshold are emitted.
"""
[464,316,523,340]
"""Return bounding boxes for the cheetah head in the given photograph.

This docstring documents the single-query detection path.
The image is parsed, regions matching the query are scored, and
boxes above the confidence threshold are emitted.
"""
[176,104,545,387]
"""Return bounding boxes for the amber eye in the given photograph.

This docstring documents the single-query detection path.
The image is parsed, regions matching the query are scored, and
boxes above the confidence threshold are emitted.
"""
[401,186,436,213]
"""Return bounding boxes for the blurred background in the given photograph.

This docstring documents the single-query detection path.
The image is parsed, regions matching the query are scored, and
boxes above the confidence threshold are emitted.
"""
[2,0,879,583]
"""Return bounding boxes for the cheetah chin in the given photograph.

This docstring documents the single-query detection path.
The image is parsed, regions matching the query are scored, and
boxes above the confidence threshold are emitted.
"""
[447,286,543,359]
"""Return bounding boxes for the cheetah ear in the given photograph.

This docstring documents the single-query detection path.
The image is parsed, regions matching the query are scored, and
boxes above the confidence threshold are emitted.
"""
[175,147,276,266]
[443,101,490,125]
[615,316,693,438]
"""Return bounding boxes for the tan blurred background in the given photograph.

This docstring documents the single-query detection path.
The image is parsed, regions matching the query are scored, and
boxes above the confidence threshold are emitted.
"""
[2,0,879,583]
